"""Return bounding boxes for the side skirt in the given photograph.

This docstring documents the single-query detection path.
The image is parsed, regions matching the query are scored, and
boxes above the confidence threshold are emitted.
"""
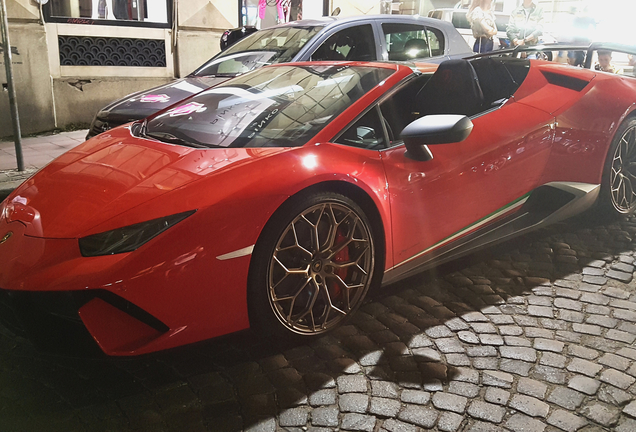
[381,182,600,286]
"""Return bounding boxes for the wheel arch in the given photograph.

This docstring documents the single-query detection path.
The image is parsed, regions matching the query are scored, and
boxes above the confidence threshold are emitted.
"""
[252,179,388,275]
[614,104,636,136]
[599,111,636,215]
[301,181,387,266]
[246,179,389,332]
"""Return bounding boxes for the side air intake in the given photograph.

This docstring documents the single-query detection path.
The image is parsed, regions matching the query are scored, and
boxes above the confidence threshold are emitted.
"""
[542,71,590,92]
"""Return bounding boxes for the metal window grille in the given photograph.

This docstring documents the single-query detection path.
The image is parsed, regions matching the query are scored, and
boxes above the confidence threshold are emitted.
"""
[58,36,166,67]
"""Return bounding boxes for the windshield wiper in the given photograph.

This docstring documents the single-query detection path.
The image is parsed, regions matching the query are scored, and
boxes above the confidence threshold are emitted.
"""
[209,73,242,78]
[145,131,209,148]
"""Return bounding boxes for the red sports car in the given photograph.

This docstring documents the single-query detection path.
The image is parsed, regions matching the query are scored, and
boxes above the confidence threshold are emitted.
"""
[1,52,636,356]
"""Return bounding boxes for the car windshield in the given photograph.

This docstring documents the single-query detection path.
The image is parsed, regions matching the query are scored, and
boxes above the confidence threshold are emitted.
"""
[144,65,395,148]
[191,26,324,78]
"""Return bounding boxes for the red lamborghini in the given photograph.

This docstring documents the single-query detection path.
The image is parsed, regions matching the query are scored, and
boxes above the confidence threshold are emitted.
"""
[2,49,636,356]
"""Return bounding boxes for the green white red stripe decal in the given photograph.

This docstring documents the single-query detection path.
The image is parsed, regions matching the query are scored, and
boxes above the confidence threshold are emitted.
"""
[391,192,531,271]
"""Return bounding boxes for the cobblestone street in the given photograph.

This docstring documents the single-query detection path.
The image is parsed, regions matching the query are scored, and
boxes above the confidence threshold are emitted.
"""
[3,212,636,431]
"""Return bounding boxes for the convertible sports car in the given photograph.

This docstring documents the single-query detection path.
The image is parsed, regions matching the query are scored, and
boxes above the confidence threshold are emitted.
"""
[85,14,472,139]
[2,50,636,356]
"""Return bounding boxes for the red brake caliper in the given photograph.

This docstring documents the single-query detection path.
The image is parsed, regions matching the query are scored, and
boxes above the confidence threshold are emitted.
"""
[328,228,349,300]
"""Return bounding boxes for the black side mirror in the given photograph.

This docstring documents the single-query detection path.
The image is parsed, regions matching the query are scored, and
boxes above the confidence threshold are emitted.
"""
[401,115,473,161]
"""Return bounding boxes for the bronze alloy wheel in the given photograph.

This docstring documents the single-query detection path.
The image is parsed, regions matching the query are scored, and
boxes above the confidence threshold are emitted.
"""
[610,123,636,213]
[266,200,374,335]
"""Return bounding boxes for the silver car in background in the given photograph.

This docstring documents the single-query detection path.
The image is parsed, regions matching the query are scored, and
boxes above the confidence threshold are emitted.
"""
[87,15,473,139]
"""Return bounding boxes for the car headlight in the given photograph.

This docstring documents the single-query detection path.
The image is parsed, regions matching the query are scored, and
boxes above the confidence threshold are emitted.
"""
[78,210,196,257]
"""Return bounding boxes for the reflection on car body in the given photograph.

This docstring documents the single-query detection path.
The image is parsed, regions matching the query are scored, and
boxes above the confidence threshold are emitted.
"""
[86,15,473,139]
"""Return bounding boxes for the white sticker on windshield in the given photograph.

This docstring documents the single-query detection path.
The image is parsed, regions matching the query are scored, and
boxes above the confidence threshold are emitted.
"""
[171,80,207,94]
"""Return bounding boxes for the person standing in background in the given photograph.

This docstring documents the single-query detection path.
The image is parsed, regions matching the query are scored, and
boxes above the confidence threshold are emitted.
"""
[257,0,285,28]
[595,50,623,74]
[507,0,544,48]
[290,0,302,21]
[467,0,498,53]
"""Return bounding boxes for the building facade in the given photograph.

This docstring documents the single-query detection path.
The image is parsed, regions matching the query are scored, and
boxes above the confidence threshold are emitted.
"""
[2,0,238,136]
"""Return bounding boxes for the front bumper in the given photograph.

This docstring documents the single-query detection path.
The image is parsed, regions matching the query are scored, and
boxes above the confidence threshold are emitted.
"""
[0,215,253,356]
[0,288,170,357]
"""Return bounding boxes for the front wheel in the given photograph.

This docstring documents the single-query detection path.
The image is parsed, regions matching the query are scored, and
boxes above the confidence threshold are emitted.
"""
[601,117,636,214]
[248,192,378,339]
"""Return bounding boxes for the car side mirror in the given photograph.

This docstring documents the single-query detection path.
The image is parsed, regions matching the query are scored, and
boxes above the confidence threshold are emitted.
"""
[401,115,473,161]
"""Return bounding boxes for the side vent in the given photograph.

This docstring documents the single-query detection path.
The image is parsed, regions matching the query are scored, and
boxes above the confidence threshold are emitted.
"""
[542,71,590,92]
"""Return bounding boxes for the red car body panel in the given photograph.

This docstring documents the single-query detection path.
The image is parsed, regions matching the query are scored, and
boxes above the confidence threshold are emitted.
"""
[546,73,636,186]
[1,59,634,355]
[1,137,400,355]
[383,97,554,266]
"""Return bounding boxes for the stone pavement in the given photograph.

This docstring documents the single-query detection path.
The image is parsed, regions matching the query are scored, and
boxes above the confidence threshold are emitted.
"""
[0,130,87,199]
[3,202,636,430]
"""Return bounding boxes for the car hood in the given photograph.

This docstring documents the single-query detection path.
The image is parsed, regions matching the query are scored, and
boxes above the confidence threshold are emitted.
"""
[4,127,282,239]
[98,76,230,123]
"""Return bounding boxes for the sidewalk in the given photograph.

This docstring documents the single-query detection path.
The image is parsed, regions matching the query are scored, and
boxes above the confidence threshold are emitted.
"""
[0,129,87,201]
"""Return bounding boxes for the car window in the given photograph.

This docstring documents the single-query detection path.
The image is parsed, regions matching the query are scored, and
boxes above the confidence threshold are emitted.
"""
[192,51,279,78]
[334,74,433,150]
[379,74,433,146]
[143,65,394,149]
[335,107,386,150]
[382,23,445,61]
[451,11,470,30]
[311,24,376,62]
[191,26,323,77]
[427,27,445,57]
[383,23,429,61]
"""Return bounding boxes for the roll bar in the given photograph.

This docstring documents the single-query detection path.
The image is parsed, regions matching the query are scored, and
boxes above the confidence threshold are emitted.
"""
[467,42,636,70]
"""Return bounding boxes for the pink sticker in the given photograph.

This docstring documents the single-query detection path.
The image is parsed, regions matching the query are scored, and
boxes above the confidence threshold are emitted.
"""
[140,94,171,103]
[168,102,207,117]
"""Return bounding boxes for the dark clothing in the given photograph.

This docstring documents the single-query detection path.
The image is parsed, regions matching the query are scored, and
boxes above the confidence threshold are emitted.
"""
[113,0,131,20]
[473,37,494,53]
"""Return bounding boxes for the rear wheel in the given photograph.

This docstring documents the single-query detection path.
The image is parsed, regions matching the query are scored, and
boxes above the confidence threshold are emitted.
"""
[248,192,377,338]
[601,117,636,214]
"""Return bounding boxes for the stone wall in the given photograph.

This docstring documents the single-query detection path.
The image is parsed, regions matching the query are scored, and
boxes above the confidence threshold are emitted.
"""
[1,22,56,136]
[176,0,236,76]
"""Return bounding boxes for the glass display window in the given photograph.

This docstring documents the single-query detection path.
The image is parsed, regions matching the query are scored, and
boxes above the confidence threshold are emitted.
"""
[45,0,170,27]
[241,0,322,29]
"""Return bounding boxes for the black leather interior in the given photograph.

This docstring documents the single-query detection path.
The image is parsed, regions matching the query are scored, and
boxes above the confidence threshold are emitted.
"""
[415,59,485,118]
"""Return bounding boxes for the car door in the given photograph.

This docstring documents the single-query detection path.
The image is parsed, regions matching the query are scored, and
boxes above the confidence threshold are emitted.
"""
[378,90,555,272]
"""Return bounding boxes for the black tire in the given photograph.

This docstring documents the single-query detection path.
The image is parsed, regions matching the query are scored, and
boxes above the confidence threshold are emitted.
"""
[599,117,636,215]
[247,191,380,339]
